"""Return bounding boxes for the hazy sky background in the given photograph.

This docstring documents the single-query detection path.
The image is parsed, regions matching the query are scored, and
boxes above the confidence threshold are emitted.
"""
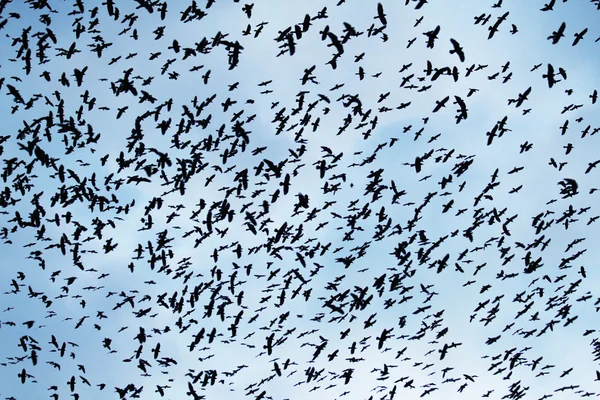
[1,0,600,399]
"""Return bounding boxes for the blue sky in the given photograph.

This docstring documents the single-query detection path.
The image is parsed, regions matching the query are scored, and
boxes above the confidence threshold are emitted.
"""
[1,0,600,399]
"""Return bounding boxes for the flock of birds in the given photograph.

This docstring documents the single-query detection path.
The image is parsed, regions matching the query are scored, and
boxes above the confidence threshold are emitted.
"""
[1,0,600,399]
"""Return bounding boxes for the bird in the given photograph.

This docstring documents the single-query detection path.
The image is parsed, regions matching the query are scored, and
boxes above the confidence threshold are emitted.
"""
[423,25,441,48]
[572,28,587,46]
[449,38,465,62]
[548,22,566,44]
[375,3,387,25]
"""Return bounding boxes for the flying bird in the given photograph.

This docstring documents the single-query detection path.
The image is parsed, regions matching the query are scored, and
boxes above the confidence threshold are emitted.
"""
[449,38,465,62]
[548,22,566,44]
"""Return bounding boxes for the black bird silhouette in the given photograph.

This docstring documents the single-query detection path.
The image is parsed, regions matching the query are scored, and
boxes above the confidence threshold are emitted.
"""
[375,3,387,25]
[572,28,587,46]
[488,11,509,39]
[548,22,566,44]
[432,96,449,112]
[449,38,465,62]
[423,25,441,48]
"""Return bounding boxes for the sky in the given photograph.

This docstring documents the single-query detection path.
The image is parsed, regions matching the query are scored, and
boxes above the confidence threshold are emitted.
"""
[1,0,600,399]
